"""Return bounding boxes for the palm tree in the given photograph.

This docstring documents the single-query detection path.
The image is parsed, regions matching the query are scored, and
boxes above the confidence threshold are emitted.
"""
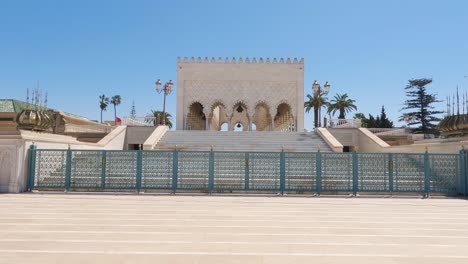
[147,110,173,129]
[327,93,357,119]
[99,94,110,123]
[111,95,121,123]
[304,92,328,128]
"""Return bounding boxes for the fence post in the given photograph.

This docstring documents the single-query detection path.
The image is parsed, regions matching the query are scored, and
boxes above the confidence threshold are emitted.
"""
[136,149,142,193]
[64,146,72,192]
[280,149,286,194]
[208,148,214,193]
[424,150,430,196]
[316,150,322,194]
[172,149,178,193]
[461,149,467,196]
[388,153,394,193]
[352,152,358,195]
[28,144,37,191]
[101,150,106,190]
[245,153,250,191]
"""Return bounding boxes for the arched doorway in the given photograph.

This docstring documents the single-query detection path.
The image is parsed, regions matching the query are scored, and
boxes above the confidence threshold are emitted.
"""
[229,102,250,131]
[274,103,295,132]
[252,102,272,131]
[185,102,206,130]
[233,122,244,132]
[209,102,228,131]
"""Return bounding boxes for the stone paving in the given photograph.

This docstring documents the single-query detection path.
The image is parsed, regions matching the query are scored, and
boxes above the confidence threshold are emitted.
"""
[0,193,468,263]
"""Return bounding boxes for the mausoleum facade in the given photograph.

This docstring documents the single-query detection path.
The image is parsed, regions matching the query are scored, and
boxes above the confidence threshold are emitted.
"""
[176,57,304,132]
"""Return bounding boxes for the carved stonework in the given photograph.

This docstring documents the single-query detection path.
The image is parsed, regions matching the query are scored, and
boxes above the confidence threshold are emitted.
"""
[177,57,304,131]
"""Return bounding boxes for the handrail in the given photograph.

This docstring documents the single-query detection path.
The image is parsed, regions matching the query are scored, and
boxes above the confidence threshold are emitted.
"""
[326,119,362,128]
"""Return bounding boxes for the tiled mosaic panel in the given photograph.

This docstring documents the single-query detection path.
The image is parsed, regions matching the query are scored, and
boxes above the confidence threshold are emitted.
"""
[177,151,210,190]
[321,153,353,192]
[248,152,281,191]
[213,152,246,190]
[70,150,103,189]
[105,151,137,189]
[393,154,425,192]
[35,150,67,188]
[284,152,317,191]
[357,153,389,192]
[141,151,173,189]
[429,154,459,194]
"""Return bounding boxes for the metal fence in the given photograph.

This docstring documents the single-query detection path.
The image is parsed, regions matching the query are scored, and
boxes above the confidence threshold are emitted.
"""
[27,145,468,195]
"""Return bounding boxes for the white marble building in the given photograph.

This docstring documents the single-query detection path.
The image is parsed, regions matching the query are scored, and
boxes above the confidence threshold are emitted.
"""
[176,57,304,132]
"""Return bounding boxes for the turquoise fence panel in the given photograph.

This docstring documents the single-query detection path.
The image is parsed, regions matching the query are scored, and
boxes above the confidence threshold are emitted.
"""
[27,145,36,191]
[213,152,246,191]
[141,151,173,190]
[284,152,317,192]
[69,150,103,189]
[248,152,281,191]
[321,153,353,192]
[461,150,467,195]
[34,150,67,189]
[105,151,138,189]
[357,153,390,192]
[393,153,425,192]
[177,151,210,190]
[429,154,459,194]
[28,148,468,196]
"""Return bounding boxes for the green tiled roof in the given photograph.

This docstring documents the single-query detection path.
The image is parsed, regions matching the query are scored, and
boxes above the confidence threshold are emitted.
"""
[0,99,30,112]
[0,99,51,113]
[0,99,92,121]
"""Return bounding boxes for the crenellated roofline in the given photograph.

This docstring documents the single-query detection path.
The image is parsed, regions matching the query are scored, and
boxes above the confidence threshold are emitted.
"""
[177,57,304,64]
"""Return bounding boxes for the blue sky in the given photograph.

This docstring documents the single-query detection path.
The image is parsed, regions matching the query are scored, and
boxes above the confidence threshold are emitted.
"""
[1,0,467,130]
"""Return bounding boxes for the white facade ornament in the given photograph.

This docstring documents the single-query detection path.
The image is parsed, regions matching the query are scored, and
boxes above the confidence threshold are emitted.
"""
[176,57,304,131]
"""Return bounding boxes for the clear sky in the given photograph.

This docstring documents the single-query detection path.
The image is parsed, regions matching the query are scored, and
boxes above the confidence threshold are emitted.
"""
[1,0,467,130]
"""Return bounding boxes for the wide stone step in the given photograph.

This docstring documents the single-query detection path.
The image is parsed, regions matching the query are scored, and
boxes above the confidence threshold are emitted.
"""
[155,131,333,152]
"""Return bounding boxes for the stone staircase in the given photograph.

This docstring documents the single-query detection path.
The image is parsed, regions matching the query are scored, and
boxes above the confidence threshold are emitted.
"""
[155,131,332,152]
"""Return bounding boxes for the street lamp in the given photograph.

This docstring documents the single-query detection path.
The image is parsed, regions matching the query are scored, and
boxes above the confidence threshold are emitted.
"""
[155,79,174,126]
[312,80,331,128]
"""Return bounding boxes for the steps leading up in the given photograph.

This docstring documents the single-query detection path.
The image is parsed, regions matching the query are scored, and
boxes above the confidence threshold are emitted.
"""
[155,131,332,152]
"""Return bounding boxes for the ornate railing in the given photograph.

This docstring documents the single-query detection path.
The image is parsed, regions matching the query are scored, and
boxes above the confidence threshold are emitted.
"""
[327,119,362,128]
[122,116,156,127]
[27,146,468,196]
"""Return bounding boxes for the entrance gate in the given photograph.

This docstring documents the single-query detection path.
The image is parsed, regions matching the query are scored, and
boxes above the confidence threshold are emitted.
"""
[28,145,468,195]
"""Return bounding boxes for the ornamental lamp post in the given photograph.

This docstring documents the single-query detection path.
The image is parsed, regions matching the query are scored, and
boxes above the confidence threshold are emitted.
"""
[155,79,174,126]
[312,80,331,127]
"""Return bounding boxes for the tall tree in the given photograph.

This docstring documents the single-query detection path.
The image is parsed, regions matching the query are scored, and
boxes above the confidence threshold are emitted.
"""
[378,105,394,128]
[148,110,173,129]
[353,113,368,127]
[367,114,378,128]
[99,94,109,123]
[130,101,137,118]
[327,93,357,119]
[400,78,443,136]
[304,92,328,128]
[110,95,121,122]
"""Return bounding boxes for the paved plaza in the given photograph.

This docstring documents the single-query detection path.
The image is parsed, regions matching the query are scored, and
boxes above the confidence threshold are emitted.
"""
[0,194,468,263]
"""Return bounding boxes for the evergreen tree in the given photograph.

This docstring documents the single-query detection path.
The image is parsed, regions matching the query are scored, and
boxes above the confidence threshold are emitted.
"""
[378,105,393,128]
[367,114,378,128]
[400,78,443,136]
[130,101,137,118]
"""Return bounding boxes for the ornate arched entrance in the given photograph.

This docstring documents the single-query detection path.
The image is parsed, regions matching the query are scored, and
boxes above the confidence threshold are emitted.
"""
[185,102,206,130]
[274,103,295,132]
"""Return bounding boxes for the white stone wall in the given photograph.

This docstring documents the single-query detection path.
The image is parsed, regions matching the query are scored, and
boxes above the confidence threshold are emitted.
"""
[0,127,128,193]
[176,57,304,131]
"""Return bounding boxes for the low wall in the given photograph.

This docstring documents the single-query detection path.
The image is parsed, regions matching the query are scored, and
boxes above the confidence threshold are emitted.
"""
[0,127,127,193]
